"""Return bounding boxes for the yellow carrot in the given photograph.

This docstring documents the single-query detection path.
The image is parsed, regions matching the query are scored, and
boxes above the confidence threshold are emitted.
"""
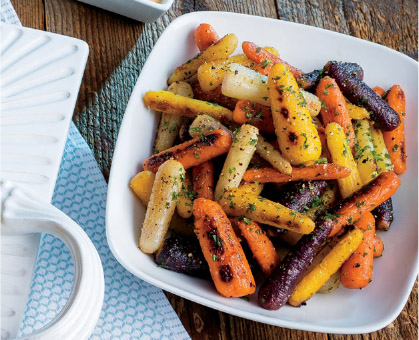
[370,126,394,174]
[326,122,362,198]
[219,188,315,234]
[144,90,233,123]
[129,170,155,206]
[268,63,321,165]
[353,119,378,185]
[288,228,363,306]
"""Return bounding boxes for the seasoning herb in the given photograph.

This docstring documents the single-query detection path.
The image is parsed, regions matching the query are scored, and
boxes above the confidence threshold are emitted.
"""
[248,203,257,212]
[243,217,252,225]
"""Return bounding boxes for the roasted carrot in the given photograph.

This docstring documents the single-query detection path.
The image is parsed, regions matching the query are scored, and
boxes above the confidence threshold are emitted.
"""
[144,90,234,123]
[194,23,220,51]
[316,76,356,148]
[373,234,384,257]
[242,164,351,183]
[383,85,406,174]
[289,228,364,306]
[317,128,332,163]
[143,129,232,173]
[372,198,394,231]
[231,218,280,277]
[233,100,275,134]
[341,212,375,289]
[258,219,334,310]
[192,83,238,111]
[219,188,315,234]
[192,160,214,200]
[326,122,362,198]
[241,41,303,79]
[326,172,401,237]
[372,86,385,97]
[269,63,321,165]
[193,198,256,297]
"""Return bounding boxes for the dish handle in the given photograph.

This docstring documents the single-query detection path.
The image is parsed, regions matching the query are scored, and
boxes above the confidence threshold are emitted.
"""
[1,182,104,340]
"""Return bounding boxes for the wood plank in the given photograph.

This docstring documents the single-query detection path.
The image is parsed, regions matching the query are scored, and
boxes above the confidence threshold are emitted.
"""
[276,0,418,59]
[342,0,418,59]
[10,0,45,30]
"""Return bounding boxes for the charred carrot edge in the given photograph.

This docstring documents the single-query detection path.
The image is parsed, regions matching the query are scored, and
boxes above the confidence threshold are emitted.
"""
[233,100,275,134]
[194,23,220,52]
[383,85,406,174]
[192,160,214,200]
[372,86,386,97]
[316,77,356,148]
[231,218,280,277]
[373,234,384,257]
[372,198,394,231]
[327,172,401,237]
[193,198,256,297]
[241,41,303,78]
[192,83,238,111]
[143,129,232,173]
[242,164,351,183]
[341,212,375,289]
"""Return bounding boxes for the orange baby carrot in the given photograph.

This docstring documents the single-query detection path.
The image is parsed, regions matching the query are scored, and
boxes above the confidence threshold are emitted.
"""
[341,212,375,289]
[327,172,401,237]
[194,23,220,51]
[193,198,256,297]
[242,164,351,183]
[372,234,384,257]
[231,218,280,277]
[241,41,303,78]
[143,129,232,173]
[372,86,385,97]
[192,160,214,200]
[383,85,406,174]
[233,100,275,134]
[316,76,356,148]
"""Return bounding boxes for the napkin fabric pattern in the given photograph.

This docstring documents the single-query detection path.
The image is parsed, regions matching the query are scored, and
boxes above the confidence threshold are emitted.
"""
[1,2,190,339]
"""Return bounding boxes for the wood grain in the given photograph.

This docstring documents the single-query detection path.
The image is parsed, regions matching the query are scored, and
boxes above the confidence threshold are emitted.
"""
[10,0,418,339]
[10,0,45,30]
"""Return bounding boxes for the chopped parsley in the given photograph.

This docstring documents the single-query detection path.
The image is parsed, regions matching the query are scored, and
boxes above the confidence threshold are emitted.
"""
[243,217,252,225]
[247,203,257,212]
[316,158,328,164]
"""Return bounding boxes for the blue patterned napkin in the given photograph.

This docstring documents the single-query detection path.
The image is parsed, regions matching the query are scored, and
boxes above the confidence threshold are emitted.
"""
[1,1,190,339]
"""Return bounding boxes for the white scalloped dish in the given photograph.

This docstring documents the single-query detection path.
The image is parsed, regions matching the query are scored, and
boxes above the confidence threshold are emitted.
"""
[1,23,104,340]
[106,12,418,334]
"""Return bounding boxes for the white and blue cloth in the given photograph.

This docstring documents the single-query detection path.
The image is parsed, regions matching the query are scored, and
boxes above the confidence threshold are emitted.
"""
[1,1,190,338]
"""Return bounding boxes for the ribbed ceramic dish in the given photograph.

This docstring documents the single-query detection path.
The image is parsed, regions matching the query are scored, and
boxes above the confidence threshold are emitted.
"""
[77,0,174,23]
[107,12,418,334]
[1,23,103,340]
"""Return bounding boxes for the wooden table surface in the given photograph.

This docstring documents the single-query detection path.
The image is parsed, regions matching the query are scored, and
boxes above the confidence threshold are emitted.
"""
[12,0,418,339]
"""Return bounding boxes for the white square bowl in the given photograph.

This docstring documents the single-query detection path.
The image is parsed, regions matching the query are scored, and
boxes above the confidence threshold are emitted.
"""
[77,0,174,23]
[106,12,418,334]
